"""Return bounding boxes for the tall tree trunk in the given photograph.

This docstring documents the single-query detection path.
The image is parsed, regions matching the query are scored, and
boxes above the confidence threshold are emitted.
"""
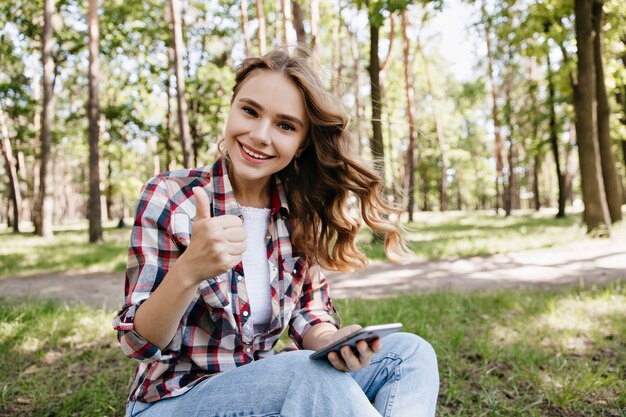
[309,0,319,59]
[241,0,253,58]
[31,54,42,228]
[291,0,306,46]
[169,0,192,167]
[0,109,22,232]
[166,45,175,170]
[483,3,505,214]
[87,0,103,243]
[546,50,567,218]
[532,154,541,211]
[36,0,55,238]
[368,22,385,177]
[401,11,417,221]
[592,1,622,222]
[280,0,290,47]
[573,0,611,235]
[256,0,267,55]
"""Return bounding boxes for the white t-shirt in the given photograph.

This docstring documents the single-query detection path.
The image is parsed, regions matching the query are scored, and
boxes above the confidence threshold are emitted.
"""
[241,206,272,333]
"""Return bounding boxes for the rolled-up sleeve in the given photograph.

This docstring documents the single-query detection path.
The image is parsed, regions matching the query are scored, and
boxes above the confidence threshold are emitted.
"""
[288,264,341,348]
[112,176,183,363]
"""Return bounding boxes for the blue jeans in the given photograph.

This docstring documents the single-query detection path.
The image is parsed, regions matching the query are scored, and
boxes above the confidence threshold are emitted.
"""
[126,333,439,417]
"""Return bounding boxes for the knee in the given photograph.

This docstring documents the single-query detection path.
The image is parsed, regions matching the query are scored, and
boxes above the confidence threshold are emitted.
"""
[380,332,438,366]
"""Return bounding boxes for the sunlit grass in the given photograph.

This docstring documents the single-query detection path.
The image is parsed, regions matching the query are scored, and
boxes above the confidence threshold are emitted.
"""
[2,281,623,416]
[358,208,625,261]
[0,220,130,277]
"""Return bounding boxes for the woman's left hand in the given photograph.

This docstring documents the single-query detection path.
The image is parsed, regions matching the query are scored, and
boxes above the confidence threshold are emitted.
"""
[326,326,382,372]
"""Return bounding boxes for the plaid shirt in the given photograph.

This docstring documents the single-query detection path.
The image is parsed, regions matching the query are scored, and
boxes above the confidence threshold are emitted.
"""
[112,159,339,403]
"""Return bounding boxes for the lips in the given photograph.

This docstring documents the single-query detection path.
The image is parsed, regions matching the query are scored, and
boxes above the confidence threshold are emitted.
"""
[239,142,274,160]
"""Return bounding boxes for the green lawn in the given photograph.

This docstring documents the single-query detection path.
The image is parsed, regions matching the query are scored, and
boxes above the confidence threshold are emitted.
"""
[3,209,617,277]
[1,282,624,416]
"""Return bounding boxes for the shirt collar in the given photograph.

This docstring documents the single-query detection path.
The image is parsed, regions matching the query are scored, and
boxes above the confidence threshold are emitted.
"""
[211,158,290,219]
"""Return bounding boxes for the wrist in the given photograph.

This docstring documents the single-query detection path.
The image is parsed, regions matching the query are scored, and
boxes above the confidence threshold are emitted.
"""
[169,258,201,290]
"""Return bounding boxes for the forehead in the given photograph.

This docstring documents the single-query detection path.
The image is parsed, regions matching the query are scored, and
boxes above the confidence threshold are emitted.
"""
[235,71,306,118]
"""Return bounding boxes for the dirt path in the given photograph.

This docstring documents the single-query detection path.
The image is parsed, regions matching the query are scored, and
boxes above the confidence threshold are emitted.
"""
[1,236,624,310]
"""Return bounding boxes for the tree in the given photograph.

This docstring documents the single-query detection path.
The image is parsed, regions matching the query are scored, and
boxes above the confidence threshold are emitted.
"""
[35,0,55,238]
[401,10,418,220]
[291,0,306,46]
[592,0,622,222]
[87,0,102,243]
[240,0,253,58]
[256,0,267,55]
[573,0,612,234]
[169,0,192,167]
[0,108,22,232]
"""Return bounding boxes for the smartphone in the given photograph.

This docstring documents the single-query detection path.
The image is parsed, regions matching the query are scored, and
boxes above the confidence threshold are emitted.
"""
[309,323,403,360]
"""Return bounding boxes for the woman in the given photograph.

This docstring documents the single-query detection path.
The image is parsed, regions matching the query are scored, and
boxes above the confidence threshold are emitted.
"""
[114,48,439,417]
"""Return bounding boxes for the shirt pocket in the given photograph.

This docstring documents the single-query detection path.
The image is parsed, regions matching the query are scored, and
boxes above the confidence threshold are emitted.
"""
[170,213,192,249]
[198,273,231,309]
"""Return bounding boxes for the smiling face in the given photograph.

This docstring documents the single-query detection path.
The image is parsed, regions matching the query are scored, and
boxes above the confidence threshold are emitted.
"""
[224,70,309,202]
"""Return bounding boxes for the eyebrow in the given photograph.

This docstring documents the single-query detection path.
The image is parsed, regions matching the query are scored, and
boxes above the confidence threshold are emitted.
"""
[238,97,305,128]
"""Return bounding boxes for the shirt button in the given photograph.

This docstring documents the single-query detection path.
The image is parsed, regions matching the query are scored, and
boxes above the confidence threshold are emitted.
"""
[245,347,252,353]
[237,275,243,282]
[242,310,249,317]
[292,269,297,275]
[266,234,271,240]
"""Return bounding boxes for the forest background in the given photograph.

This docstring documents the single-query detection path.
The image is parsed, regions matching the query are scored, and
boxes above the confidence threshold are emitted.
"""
[0,0,625,242]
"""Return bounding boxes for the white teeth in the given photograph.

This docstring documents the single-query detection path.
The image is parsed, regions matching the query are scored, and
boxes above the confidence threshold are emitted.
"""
[242,144,270,159]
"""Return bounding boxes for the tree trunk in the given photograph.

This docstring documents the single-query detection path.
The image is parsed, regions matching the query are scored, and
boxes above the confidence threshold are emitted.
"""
[241,0,253,58]
[533,154,541,211]
[87,0,103,243]
[280,0,290,47]
[256,0,267,55]
[291,0,306,46]
[401,12,417,221]
[483,3,504,214]
[368,22,385,177]
[309,0,319,59]
[592,1,622,222]
[36,0,55,238]
[166,45,175,170]
[169,0,192,167]
[573,0,611,235]
[546,50,566,218]
[0,109,22,232]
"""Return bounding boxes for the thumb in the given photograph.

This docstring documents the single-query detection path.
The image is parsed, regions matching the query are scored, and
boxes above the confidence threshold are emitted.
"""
[193,187,212,220]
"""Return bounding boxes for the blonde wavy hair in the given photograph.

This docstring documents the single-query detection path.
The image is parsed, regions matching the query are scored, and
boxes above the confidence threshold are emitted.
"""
[225,48,410,272]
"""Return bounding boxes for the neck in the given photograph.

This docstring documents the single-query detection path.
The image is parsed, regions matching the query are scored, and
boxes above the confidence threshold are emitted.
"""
[229,171,271,209]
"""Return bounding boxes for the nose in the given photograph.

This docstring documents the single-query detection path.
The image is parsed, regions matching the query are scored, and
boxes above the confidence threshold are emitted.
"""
[249,119,272,145]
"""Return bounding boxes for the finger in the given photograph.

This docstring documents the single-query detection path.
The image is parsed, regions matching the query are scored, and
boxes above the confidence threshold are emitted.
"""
[223,225,247,242]
[370,338,382,353]
[356,341,373,367]
[226,241,247,256]
[340,345,362,372]
[327,352,348,372]
[193,187,212,220]
[215,214,244,228]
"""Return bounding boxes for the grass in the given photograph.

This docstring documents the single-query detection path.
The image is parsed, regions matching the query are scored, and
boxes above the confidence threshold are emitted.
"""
[1,282,624,416]
[3,209,618,277]
[0,220,131,277]
[359,209,600,261]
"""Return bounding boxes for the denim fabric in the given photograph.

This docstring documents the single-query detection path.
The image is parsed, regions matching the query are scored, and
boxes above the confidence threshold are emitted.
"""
[126,333,438,417]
